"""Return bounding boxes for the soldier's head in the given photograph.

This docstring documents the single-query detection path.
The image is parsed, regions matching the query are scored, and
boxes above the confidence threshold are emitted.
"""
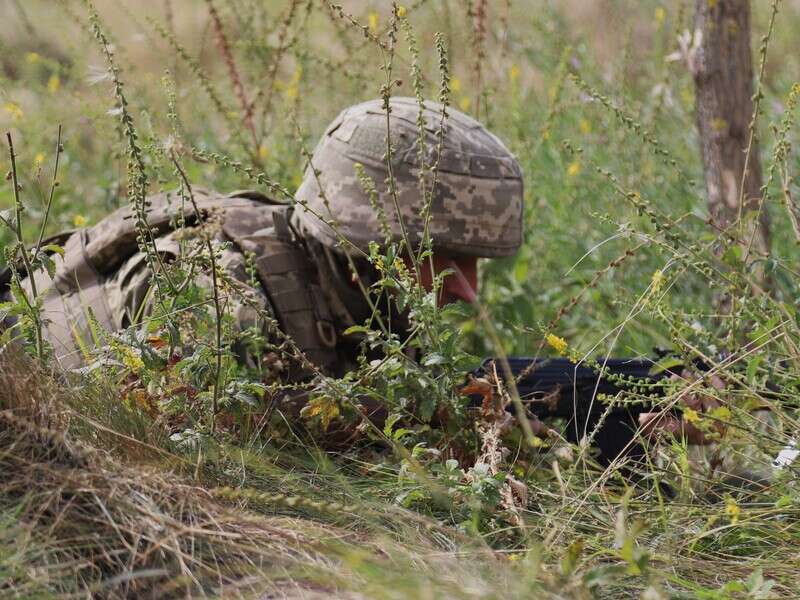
[294,97,523,306]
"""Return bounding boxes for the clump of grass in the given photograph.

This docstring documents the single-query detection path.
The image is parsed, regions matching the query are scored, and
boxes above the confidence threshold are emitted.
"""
[0,350,336,597]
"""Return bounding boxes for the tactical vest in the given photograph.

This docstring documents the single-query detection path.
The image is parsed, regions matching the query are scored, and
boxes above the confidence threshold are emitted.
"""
[2,189,339,373]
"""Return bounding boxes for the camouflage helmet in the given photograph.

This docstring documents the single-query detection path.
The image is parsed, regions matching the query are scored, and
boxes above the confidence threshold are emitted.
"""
[294,97,523,257]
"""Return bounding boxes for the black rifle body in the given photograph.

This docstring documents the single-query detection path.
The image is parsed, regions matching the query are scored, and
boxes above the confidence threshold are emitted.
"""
[472,357,674,462]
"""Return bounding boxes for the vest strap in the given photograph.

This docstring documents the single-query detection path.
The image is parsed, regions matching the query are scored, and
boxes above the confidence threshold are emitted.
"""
[222,208,339,372]
[271,288,313,313]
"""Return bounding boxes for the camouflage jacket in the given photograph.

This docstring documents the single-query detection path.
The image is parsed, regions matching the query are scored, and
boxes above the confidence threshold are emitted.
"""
[1,190,365,391]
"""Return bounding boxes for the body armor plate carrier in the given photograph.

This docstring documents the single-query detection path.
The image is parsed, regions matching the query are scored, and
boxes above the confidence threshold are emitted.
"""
[1,190,339,373]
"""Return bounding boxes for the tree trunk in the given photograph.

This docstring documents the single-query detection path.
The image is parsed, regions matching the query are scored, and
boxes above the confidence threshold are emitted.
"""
[691,0,770,256]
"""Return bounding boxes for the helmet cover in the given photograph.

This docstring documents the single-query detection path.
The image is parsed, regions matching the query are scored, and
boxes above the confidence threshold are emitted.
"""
[294,97,523,257]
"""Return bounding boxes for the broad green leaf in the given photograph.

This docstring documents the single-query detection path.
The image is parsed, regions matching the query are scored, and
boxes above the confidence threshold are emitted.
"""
[42,243,65,257]
[648,356,683,375]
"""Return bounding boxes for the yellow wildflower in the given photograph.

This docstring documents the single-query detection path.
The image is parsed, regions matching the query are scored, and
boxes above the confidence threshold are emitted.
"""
[655,7,666,25]
[26,52,40,64]
[542,129,550,141]
[397,5,407,17]
[509,64,520,84]
[458,96,471,112]
[450,77,462,93]
[73,214,87,227]
[683,407,700,424]
[725,497,740,525]
[546,333,568,355]
[508,553,522,562]
[47,74,61,94]
[34,152,45,165]
[258,145,269,161]
[708,406,731,422]
[285,66,302,100]
[121,347,144,373]
[579,118,592,135]
[566,161,581,177]
[4,102,23,121]
[368,12,378,32]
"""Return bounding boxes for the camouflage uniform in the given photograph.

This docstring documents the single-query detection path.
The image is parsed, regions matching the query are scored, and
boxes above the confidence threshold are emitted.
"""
[4,190,348,378]
[2,98,524,390]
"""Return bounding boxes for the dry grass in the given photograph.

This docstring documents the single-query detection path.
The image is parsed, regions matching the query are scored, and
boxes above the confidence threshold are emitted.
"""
[0,348,543,598]
[0,348,354,597]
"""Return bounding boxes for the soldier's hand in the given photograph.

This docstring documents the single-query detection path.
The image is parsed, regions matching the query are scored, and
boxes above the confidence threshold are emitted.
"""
[637,370,726,445]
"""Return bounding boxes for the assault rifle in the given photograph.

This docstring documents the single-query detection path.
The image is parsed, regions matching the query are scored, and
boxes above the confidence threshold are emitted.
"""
[470,356,682,462]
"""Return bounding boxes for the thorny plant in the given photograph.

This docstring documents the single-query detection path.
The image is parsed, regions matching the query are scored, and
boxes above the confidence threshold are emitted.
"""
[2,1,800,597]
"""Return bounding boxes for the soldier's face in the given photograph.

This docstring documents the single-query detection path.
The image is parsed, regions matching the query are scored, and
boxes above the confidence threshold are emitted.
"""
[407,254,479,307]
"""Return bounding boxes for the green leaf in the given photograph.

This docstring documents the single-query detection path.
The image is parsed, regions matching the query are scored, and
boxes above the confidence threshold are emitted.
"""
[423,353,446,366]
[648,356,683,375]
[722,243,743,266]
[392,428,411,441]
[774,495,792,509]
[560,540,583,576]
[746,355,764,385]
[417,396,436,422]
[383,413,401,437]
[343,325,370,336]
[38,253,57,278]
[0,300,25,317]
[42,243,65,257]
[748,316,779,342]
[514,259,529,283]
[0,326,16,346]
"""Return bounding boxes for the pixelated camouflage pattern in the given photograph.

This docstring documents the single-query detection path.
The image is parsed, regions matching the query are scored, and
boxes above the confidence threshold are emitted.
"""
[294,97,524,257]
[8,190,343,377]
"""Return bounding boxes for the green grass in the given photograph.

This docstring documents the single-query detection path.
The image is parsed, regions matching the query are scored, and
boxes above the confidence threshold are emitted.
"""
[2,1,800,597]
